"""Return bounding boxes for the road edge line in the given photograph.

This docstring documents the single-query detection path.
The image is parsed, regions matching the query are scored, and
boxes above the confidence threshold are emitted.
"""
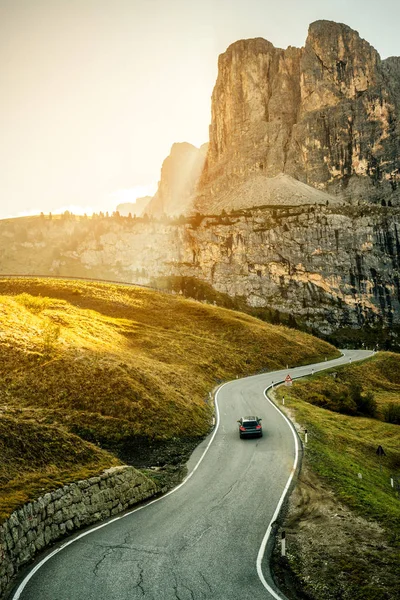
[256,349,375,599]
[10,382,229,599]
[255,382,299,600]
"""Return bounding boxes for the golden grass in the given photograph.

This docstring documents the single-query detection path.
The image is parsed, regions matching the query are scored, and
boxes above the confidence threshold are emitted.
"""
[0,415,120,522]
[0,277,338,521]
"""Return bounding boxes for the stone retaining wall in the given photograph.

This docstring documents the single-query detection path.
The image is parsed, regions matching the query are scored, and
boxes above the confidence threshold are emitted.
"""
[0,466,157,599]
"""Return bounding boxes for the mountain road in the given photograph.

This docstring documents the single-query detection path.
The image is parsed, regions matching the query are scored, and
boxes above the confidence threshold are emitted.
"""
[11,349,373,600]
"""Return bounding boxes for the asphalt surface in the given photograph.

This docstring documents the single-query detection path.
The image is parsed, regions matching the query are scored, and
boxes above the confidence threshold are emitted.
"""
[12,349,373,600]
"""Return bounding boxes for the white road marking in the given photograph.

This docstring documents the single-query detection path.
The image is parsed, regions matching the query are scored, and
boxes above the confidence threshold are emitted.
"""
[11,381,227,600]
[255,350,373,599]
[256,382,299,600]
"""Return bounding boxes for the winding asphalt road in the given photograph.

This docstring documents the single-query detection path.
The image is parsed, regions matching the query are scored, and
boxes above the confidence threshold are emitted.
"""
[11,349,373,600]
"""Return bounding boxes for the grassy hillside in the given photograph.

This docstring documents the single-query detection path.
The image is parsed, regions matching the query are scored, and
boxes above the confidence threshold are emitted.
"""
[288,351,400,421]
[0,416,120,522]
[0,277,338,520]
[274,354,400,599]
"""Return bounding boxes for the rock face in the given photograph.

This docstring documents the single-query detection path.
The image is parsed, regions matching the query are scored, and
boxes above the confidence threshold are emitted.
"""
[196,21,400,213]
[2,208,400,337]
[146,142,208,217]
[117,196,152,217]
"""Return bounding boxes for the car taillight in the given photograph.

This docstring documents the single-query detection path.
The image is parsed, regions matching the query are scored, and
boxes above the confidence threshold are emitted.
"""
[239,426,246,431]
[256,425,262,429]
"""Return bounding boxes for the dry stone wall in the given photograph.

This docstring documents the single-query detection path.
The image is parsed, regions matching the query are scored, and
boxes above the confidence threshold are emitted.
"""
[0,466,157,599]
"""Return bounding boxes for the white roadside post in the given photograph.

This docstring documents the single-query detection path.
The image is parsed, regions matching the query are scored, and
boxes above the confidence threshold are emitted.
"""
[304,429,308,444]
[391,477,394,488]
[281,531,286,557]
[282,396,285,406]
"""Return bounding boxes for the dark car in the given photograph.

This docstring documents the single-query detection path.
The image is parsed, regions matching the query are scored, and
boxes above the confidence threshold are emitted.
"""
[238,416,263,438]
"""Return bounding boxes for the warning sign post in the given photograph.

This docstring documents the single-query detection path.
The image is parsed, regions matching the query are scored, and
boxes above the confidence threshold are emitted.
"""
[285,374,293,386]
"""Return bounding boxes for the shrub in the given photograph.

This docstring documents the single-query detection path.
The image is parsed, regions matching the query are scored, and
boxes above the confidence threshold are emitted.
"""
[40,322,61,356]
[15,293,52,314]
[356,390,377,417]
[383,403,400,425]
[301,381,377,417]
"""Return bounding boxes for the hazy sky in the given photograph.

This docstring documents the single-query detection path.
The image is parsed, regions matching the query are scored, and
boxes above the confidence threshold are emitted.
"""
[1,0,400,219]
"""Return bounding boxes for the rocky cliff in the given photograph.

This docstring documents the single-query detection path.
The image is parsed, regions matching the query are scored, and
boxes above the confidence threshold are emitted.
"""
[2,207,400,342]
[146,142,208,217]
[196,21,400,213]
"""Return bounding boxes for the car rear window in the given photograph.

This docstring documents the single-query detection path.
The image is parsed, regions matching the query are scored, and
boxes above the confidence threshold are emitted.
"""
[243,421,258,428]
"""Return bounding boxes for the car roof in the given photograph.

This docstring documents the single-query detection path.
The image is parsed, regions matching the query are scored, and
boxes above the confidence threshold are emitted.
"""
[242,416,258,421]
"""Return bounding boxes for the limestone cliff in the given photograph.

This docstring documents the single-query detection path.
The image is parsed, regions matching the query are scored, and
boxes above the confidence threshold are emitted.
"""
[196,21,400,213]
[2,208,400,340]
[146,142,207,217]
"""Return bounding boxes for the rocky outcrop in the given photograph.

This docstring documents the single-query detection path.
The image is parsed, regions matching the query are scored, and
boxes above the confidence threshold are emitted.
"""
[168,205,400,334]
[196,21,400,213]
[146,142,208,217]
[0,466,156,599]
[1,21,400,340]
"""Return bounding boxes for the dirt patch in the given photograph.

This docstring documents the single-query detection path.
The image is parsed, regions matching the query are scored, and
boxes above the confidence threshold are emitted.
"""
[272,465,398,600]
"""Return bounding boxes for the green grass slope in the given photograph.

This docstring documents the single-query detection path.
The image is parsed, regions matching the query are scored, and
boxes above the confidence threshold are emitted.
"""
[275,354,400,599]
[0,276,338,520]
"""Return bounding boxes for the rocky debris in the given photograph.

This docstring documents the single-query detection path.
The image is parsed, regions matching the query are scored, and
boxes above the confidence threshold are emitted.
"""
[146,142,208,217]
[201,173,337,213]
[196,20,400,213]
[0,466,157,599]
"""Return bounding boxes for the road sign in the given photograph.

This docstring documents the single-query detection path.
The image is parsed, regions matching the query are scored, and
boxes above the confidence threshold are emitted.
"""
[285,374,293,386]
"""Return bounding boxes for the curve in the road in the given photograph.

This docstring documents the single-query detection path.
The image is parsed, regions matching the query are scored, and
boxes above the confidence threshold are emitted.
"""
[10,349,374,600]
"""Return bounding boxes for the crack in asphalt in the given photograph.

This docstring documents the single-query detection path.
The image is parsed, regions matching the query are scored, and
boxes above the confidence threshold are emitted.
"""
[171,570,184,600]
[93,547,114,577]
[199,571,212,594]
[219,481,238,502]
[181,582,196,600]
[133,566,145,596]
[171,567,199,600]
[89,541,165,557]
[179,525,213,553]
